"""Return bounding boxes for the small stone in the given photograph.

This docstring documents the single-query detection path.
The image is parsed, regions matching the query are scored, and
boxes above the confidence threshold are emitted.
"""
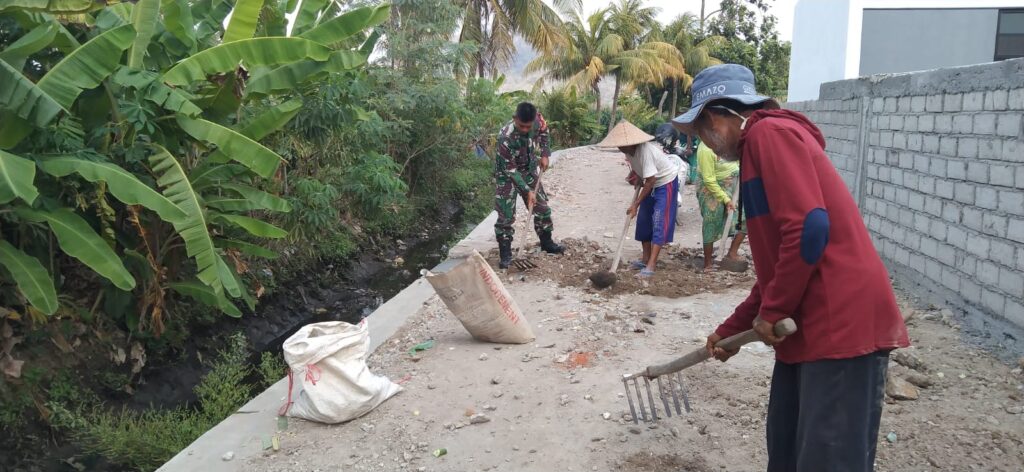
[559,394,570,406]
[427,384,436,390]
[479,353,488,361]
[628,427,642,435]
[603,232,614,238]
[584,394,594,401]
[937,372,945,379]
[886,432,897,443]
[360,423,375,433]
[670,427,680,438]
[491,377,502,385]
[1006,406,1022,415]
[484,404,498,411]
[602,412,612,420]
[885,375,920,401]
[538,343,556,348]
[222,452,234,461]
[904,372,934,389]
[493,391,504,398]
[470,414,491,425]
[891,350,926,371]
[512,446,520,451]
[985,415,1000,426]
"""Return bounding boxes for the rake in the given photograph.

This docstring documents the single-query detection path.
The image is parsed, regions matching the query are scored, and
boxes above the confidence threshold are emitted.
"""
[621,317,797,423]
[512,170,544,271]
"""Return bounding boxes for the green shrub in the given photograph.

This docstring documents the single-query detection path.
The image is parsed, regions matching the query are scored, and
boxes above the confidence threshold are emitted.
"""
[539,87,602,148]
[54,333,254,471]
[258,351,287,388]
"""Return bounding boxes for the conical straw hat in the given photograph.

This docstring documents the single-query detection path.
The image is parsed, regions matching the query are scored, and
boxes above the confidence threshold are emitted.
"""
[598,121,655,148]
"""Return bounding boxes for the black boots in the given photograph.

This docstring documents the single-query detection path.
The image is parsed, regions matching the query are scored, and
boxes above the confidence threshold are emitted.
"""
[539,232,564,254]
[498,240,513,269]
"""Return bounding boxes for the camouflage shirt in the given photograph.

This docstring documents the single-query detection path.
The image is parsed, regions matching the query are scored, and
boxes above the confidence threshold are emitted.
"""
[495,113,551,193]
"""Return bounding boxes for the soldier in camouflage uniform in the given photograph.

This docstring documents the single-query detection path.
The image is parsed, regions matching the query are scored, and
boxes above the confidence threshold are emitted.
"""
[494,102,565,269]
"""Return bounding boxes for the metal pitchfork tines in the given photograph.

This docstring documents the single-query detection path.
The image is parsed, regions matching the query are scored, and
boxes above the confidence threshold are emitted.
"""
[622,371,691,423]
[620,317,798,424]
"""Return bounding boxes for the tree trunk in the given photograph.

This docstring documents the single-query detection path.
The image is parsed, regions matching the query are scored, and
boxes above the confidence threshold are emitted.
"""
[671,78,679,116]
[700,0,706,34]
[608,73,622,133]
[658,90,669,116]
[592,82,602,112]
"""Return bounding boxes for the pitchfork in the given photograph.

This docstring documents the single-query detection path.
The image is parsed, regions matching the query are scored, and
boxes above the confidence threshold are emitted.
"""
[621,318,797,423]
[512,170,544,270]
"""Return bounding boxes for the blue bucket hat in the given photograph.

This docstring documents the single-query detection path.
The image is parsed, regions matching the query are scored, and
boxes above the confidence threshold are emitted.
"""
[671,64,772,129]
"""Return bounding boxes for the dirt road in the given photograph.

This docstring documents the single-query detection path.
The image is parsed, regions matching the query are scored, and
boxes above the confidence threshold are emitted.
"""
[248,147,1024,472]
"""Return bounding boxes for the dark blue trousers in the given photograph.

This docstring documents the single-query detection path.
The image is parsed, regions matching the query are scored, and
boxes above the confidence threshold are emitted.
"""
[767,350,890,472]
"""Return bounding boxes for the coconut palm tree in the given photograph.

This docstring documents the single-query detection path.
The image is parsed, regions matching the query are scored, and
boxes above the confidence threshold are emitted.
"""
[456,0,581,78]
[605,0,684,132]
[526,4,683,130]
[660,12,726,116]
[523,8,616,111]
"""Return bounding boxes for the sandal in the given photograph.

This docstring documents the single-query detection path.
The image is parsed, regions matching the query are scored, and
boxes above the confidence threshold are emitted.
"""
[628,260,646,270]
[636,269,655,279]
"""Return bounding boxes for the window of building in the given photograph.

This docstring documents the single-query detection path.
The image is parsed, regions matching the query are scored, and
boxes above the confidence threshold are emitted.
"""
[995,9,1024,61]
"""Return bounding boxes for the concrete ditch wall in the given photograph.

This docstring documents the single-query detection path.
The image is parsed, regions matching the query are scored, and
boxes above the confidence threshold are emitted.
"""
[785,58,1024,338]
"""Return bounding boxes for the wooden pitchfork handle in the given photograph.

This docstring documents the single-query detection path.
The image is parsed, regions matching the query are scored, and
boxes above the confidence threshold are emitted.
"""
[608,185,643,273]
[634,317,797,379]
[517,170,544,252]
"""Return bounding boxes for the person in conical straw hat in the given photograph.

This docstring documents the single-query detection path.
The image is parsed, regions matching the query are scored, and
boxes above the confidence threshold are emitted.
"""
[673,63,909,472]
[598,120,681,279]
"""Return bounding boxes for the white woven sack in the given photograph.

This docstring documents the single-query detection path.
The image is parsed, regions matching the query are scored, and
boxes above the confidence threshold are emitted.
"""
[282,321,401,424]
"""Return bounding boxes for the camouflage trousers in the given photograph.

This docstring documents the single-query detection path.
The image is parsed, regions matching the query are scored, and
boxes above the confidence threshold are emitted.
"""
[494,171,553,243]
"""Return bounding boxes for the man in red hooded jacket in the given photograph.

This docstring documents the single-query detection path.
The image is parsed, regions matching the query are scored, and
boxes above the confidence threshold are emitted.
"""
[672,64,910,472]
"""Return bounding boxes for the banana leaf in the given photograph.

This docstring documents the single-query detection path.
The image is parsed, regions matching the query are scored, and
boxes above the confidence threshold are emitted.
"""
[211,213,287,238]
[171,281,242,317]
[37,156,187,223]
[0,150,39,204]
[162,37,332,86]
[128,0,160,68]
[37,24,135,111]
[299,4,390,48]
[0,239,58,315]
[223,0,265,43]
[246,51,365,96]
[0,21,57,70]
[0,59,64,128]
[16,207,136,291]
[176,116,285,178]
[149,145,239,296]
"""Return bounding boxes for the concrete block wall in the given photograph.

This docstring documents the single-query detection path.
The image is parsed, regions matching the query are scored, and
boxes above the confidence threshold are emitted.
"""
[785,58,1024,339]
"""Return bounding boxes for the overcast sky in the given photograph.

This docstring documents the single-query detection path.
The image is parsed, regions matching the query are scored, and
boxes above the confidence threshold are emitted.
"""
[579,0,797,41]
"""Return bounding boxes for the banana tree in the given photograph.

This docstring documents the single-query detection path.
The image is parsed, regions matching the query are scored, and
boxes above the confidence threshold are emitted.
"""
[0,1,391,330]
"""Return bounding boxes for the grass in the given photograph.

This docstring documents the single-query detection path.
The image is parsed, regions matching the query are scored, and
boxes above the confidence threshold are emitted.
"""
[50,333,255,471]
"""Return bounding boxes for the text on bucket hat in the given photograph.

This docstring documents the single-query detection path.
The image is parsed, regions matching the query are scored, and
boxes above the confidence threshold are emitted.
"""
[670,64,772,130]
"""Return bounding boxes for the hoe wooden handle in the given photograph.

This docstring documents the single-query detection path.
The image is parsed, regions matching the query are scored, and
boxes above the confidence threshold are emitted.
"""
[643,318,797,378]
[609,185,642,273]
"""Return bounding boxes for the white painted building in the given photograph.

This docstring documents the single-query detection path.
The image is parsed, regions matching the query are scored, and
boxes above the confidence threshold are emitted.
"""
[787,0,1024,101]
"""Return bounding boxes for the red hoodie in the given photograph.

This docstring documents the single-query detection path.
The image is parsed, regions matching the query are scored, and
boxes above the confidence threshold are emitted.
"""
[715,110,910,364]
